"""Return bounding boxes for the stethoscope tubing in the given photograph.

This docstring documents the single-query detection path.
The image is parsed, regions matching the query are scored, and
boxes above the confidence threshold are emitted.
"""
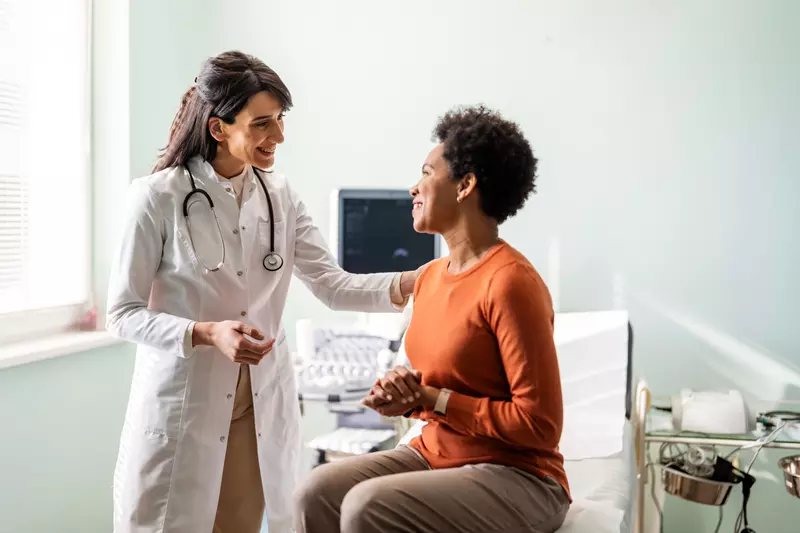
[183,164,283,272]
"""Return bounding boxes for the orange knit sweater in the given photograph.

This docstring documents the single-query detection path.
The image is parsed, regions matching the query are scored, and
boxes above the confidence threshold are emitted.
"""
[405,241,570,498]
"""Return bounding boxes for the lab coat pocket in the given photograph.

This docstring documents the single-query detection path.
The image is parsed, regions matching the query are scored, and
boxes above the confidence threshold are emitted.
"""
[258,219,287,265]
[168,215,206,277]
[115,421,177,527]
[179,214,225,274]
[277,335,301,437]
[132,352,191,441]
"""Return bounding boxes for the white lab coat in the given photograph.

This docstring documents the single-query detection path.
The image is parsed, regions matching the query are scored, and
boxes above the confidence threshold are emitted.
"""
[106,157,399,533]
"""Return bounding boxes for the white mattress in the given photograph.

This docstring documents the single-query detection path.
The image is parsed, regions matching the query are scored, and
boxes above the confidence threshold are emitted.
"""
[557,422,635,533]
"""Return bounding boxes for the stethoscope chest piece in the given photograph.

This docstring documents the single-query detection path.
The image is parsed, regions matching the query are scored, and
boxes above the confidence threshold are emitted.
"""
[263,252,283,271]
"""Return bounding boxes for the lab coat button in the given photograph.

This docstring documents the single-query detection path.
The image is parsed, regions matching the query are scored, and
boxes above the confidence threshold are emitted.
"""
[241,226,247,231]
[220,436,226,442]
[258,432,262,438]
[237,271,243,276]
[227,393,233,399]
[240,311,247,317]
[233,229,239,235]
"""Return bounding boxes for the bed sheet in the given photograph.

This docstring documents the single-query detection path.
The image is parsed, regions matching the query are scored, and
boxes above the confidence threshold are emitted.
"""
[558,421,635,533]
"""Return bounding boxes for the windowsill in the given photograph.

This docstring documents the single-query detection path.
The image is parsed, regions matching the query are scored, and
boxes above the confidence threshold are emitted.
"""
[0,330,124,370]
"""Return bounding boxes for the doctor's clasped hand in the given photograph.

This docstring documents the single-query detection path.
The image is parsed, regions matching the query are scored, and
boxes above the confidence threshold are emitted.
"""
[192,320,275,365]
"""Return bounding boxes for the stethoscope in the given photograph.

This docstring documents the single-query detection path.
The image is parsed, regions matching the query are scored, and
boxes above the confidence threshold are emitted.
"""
[182,164,284,272]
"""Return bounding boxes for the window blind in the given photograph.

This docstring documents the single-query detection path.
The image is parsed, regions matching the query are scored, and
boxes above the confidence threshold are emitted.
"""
[0,0,28,312]
[0,0,89,337]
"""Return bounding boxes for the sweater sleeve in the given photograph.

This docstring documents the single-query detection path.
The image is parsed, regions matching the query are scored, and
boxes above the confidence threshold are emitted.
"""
[421,263,563,450]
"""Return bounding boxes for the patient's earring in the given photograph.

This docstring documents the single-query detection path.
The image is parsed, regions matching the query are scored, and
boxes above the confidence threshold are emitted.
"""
[456,195,463,203]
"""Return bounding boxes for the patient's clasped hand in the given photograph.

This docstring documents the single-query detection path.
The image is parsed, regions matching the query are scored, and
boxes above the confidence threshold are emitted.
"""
[361,366,436,416]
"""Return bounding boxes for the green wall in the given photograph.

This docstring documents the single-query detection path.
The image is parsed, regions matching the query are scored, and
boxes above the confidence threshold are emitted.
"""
[0,344,135,533]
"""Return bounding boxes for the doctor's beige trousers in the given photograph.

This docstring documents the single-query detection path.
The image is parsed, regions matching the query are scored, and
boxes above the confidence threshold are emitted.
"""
[212,365,265,533]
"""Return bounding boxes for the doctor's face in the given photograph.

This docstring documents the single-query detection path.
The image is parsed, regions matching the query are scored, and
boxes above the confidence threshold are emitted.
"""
[214,91,285,169]
[409,144,460,234]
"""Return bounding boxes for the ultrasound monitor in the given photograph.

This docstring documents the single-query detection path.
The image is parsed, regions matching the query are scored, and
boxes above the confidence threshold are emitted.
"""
[330,189,440,274]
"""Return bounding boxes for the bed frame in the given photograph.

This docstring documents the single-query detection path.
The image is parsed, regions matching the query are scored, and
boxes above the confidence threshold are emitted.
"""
[626,320,650,533]
[625,322,650,533]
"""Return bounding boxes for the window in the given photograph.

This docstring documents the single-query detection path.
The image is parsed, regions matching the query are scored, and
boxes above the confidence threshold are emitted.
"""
[0,0,90,345]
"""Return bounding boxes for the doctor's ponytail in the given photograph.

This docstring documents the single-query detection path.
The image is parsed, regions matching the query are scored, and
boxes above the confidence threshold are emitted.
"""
[152,51,292,173]
[168,86,198,147]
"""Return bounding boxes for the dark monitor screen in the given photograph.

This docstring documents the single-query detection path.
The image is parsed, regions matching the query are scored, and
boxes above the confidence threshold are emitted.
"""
[337,190,438,274]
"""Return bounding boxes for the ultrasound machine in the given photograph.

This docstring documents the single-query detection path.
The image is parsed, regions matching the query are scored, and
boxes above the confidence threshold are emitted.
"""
[295,189,440,465]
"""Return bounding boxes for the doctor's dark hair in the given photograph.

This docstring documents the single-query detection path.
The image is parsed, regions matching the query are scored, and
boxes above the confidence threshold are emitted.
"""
[153,51,293,172]
[433,105,537,224]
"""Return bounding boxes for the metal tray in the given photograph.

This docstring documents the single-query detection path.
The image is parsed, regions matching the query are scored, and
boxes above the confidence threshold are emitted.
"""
[661,465,737,506]
[779,455,800,498]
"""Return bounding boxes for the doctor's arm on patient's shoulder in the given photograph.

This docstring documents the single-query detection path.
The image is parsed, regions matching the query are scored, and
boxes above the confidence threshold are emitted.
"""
[289,191,423,313]
[105,180,273,363]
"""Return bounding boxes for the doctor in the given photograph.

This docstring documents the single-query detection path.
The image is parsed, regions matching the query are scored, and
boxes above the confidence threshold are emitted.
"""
[106,51,419,533]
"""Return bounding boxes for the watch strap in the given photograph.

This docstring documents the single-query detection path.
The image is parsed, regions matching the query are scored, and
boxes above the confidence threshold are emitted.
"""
[433,388,451,415]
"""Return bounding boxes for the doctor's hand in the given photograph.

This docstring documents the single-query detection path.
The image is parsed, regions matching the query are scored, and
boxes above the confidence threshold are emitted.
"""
[399,260,434,299]
[193,321,275,365]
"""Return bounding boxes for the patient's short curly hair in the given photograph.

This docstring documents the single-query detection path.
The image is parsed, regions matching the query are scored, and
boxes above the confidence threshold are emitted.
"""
[433,105,537,224]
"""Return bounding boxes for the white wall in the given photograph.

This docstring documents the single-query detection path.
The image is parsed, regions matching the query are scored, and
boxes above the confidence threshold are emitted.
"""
[129,0,218,179]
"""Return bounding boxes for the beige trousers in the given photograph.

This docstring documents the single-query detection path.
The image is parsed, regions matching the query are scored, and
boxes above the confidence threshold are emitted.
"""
[212,365,265,533]
[294,445,570,533]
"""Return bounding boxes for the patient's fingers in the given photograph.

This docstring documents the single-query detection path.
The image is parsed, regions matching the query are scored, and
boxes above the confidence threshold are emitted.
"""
[382,376,412,404]
[395,366,422,399]
[361,395,377,409]
[381,367,421,404]
[361,391,390,409]
[370,381,392,403]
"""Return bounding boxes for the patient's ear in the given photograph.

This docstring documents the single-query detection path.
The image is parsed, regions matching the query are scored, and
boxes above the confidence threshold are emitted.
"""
[457,173,478,201]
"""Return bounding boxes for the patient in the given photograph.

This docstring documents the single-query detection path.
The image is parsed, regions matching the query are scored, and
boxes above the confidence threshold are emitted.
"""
[294,105,570,533]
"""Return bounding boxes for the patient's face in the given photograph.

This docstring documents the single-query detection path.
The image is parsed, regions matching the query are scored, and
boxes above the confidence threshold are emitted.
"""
[410,144,460,234]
